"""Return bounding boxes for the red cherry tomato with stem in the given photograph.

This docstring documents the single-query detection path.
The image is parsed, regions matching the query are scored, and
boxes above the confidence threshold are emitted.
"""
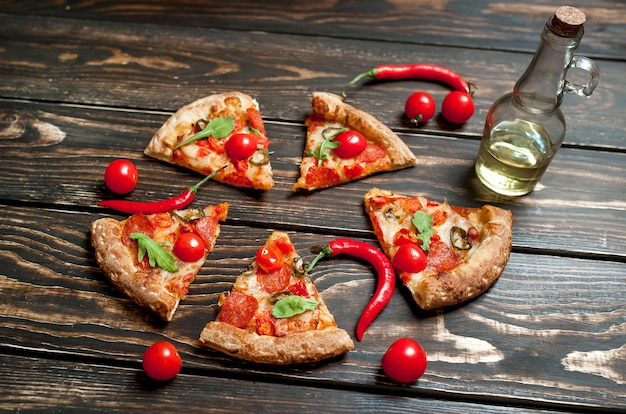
[256,243,285,272]
[333,130,367,158]
[441,91,475,124]
[104,159,138,194]
[382,338,428,383]
[142,341,182,381]
[173,232,206,262]
[392,244,427,273]
[225,133,258,160]
[404,91,436,125]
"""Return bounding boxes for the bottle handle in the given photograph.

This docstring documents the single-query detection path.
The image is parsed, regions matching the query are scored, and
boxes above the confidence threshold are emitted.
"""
[564,56,600,97]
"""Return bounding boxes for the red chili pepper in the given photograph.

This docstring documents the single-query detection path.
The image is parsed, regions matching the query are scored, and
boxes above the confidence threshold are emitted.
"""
[342,64,471,97]
[98,166,226,214]
[307,238,395,341]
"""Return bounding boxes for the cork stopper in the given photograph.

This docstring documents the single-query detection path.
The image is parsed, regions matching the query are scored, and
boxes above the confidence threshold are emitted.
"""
[551,6,586,36]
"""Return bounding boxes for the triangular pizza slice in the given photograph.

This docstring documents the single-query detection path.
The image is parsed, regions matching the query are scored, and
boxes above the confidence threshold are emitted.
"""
[293,92,416,191]
[363,187,513,310]
[199,231,354,364]
[91,203,228,321]
[144,92,274,190]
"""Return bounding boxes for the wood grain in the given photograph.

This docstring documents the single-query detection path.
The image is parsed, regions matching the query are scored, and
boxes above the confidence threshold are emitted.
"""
[0,14,622,150]
[0,0,624,412]
[0,0,623,58]
[1,205,624,409]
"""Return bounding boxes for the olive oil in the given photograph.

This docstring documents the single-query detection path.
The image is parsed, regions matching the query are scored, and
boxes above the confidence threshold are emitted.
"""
[474,6,599,196]
[475,119,554,196]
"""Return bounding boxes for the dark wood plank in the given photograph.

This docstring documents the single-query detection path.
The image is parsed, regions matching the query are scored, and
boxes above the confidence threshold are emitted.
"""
[1,205,625,409]
[1,100,625,260]
[0,14,622,150]
[0,354,577,414]
[0,0,622,59]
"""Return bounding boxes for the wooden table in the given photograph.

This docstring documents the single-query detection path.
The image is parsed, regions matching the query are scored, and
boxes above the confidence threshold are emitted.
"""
[1,1,624,412]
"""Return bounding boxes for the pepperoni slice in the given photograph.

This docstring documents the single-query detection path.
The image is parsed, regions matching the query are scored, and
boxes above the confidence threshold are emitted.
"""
[343,163,364,179]
[222,171,254,188]
[122,213,155,247]
[356,143,386,164]
[216,291,258,329]
[273,236,295,255]
[427,240,459,273]
[246,108,266,135]
[254,310,276,336]
[193,215,219,247]
[305,166,341,188]
[147,212,175,229]
[256,265,292,294]
[430,209,448,226]
[288,280,310,298]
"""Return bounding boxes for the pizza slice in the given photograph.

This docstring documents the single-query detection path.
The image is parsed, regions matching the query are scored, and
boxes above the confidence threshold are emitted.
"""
[144,91,273,190]
[364,188,513,310]
[199,231,354,364]
[292,92,416,191]
[90,203,228,321]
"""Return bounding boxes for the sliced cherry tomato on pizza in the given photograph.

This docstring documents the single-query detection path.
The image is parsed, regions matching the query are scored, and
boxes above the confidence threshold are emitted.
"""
[441,91,475,124]
[256,243,285,273]
[225,133,258,160]
[382,338,427,383]
[173,232,205,262]
[333,130,367,158]
[392,243,427,273]
[405,91,436,125]
[142,341,182,381]
[104,159,139,194]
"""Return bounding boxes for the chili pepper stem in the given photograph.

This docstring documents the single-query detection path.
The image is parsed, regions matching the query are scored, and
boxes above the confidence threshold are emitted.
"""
[188,165,227,193]
[306,245,333,273]
[341,68,377,97]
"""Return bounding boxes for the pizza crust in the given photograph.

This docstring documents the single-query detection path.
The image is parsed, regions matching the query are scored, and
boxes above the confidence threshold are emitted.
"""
[408,204,513,309]
[199,321,354,365]
[90,217,182,321]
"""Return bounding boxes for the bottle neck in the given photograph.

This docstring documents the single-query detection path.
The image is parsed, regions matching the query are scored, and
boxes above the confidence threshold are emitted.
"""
[513,17,583,113]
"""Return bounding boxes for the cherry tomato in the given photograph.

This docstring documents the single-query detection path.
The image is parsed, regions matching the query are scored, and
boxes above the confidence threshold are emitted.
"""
[104,159,138,194]
[441,91,475,124]
[333,130,367,158]
[382,338,428,383]
[225,133,258,160]
[142,341,182,381]
[404,91,436,125]
[256,243,285,272]
[392,243,427,273]
[173,232,206,262]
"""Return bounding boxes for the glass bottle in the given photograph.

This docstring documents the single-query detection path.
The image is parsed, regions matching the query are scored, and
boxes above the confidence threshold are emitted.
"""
[475,6,600,196]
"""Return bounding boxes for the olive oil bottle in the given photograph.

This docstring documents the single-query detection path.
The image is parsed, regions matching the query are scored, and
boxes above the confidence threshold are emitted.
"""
[475,6,600,196]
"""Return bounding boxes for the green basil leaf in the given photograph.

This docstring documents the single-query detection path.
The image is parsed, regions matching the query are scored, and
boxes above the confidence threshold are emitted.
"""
[412,210,434,252]
[130,233,178,272]
[271,295,320,318]
[312,127,348,166]
[209,116,236,139]
[173,116,235,149]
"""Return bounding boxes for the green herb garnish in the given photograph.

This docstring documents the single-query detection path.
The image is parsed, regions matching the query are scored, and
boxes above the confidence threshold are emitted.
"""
[174,116,235,150]
[130,233,178,272]
[271,295,320,318]
[412,211,434,252]
[311,127,348,166]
